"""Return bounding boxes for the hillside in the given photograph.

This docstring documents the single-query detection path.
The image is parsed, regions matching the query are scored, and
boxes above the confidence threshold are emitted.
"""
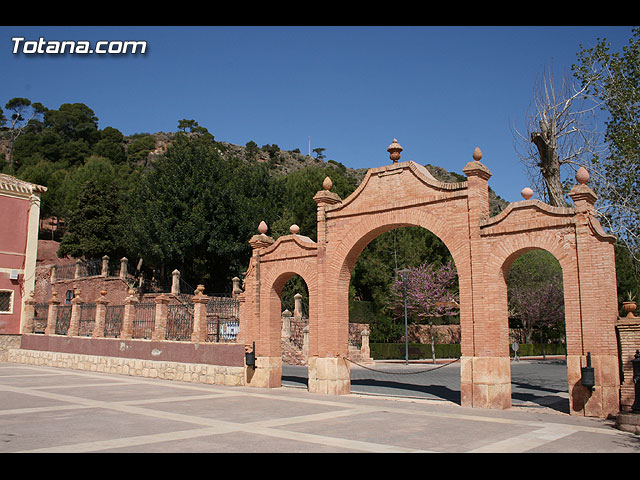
[133,132,509,215]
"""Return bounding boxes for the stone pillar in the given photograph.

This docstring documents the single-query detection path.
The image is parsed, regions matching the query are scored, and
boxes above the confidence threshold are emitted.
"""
[120,257,128,280]
[74,259,82,280]
[360,328,371,359]
[93,290,109,338]
[308,356,350,395]
[302,325,309,359]
[191,285,209,343]
[152,294,170,341]
[171,269,181,295]
[22,291,37,334]
[232,277,242,298]
[101,255,110,277]
[294,293,303,319]
[50,265,57,283]
[121,289,138,339]
[281,309,292,339]
[67,289,83,336]
[45,291,60,336]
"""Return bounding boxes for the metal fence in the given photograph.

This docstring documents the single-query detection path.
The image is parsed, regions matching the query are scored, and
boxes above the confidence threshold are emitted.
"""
[104,304,124,338]
[32,303,49,334]
[166,303,193,341]
[55,305,72,335]
[55,264,77,281]
[132,303,155,339]
[77,303,96,336]
[206,296,239,342]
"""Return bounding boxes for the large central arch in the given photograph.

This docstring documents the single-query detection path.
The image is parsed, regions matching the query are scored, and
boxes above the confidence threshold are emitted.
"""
[236,141,620,418]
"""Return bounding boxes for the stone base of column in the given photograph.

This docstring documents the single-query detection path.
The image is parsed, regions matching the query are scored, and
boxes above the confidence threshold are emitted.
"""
[567,354,620,418]
[308,356,350,395]
[460,356,511,409]
[245,356,282,388]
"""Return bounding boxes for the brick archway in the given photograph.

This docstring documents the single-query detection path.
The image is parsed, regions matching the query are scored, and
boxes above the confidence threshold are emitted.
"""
[237,142,620,418]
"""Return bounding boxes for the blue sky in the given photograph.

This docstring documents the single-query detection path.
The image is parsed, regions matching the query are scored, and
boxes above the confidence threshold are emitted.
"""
[1,25,635,203]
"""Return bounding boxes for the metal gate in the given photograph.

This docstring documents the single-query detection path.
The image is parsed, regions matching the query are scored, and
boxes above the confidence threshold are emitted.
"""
[166,303,193,341]
[206,296,239,342]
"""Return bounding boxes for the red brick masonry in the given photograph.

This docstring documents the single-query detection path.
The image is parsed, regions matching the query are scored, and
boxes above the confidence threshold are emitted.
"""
[20,334,245,367]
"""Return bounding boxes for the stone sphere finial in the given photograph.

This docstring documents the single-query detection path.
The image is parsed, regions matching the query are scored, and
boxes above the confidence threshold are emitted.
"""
[258,220,268,234]
[473,147,482,161]
[387,138,403,163]
[576,166,590,185]
[322,176,332,191]
[521,187,534,200]
[290,224,300,234]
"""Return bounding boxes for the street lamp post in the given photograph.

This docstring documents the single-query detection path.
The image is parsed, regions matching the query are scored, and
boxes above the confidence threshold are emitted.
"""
[397,268,411,366]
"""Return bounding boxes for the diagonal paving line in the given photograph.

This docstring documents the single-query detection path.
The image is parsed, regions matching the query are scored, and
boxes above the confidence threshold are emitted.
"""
[467,424,577,453]
[1,382,427,453]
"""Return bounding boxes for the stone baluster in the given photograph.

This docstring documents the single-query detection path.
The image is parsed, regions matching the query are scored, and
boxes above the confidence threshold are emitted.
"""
[45,291,60,335]
[152,294,170,341]
[191,285,209,343]
[93,290,109,338]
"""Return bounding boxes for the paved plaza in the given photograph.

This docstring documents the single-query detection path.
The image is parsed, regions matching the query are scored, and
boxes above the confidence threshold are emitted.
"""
[1,360,638,453]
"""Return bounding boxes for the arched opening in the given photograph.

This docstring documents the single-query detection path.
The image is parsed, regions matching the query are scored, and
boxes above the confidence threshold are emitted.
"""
[342,224,464,403]
[503,248,569,413]
[266,271,313,389]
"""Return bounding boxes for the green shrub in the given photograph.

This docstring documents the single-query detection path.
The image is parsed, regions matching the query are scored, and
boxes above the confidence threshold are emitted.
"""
[370,343,566,360]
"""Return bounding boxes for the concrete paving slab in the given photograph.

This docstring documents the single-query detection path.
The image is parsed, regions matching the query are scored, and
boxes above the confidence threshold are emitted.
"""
[1,361,638,453]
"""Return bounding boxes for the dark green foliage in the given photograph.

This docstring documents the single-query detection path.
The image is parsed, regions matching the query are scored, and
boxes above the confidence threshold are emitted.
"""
[126,132,276,292]
[57,178,124,259]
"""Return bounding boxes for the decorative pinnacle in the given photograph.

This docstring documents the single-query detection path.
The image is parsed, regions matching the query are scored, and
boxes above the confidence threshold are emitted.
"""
[472,147,482,161]
[521,187,533,200]
[258,220,268,234]
[290,224,300,234]
[576,166,590,185]
[387,139,403,163]
[322,176,332,191]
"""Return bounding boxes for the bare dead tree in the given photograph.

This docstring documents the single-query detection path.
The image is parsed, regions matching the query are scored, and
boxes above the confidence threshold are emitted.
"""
[513,65,640,265]
[512,67,604,207]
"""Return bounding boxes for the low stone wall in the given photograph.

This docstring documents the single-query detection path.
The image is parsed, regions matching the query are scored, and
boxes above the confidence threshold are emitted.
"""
[8,347,246,387]
[0,335,21,361]
[9,334,247,387]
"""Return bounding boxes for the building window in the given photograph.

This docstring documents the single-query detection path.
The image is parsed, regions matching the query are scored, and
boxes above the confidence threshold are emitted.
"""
[65,290,74,305]
[0,290,13,314]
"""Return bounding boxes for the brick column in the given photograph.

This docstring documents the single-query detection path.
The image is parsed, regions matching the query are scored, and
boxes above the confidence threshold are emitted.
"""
[67,289,83,337]
[310,178,349,395]
[152,294,169,341]
[45,291,60,336]
[243,221,282,389]
[461,148,511,410]
[191,285,209,343]
[120,289,138,339]
[93,290,109,338]
[22,291,37,334]
[567,168,620,418]
[617,314,640,412]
